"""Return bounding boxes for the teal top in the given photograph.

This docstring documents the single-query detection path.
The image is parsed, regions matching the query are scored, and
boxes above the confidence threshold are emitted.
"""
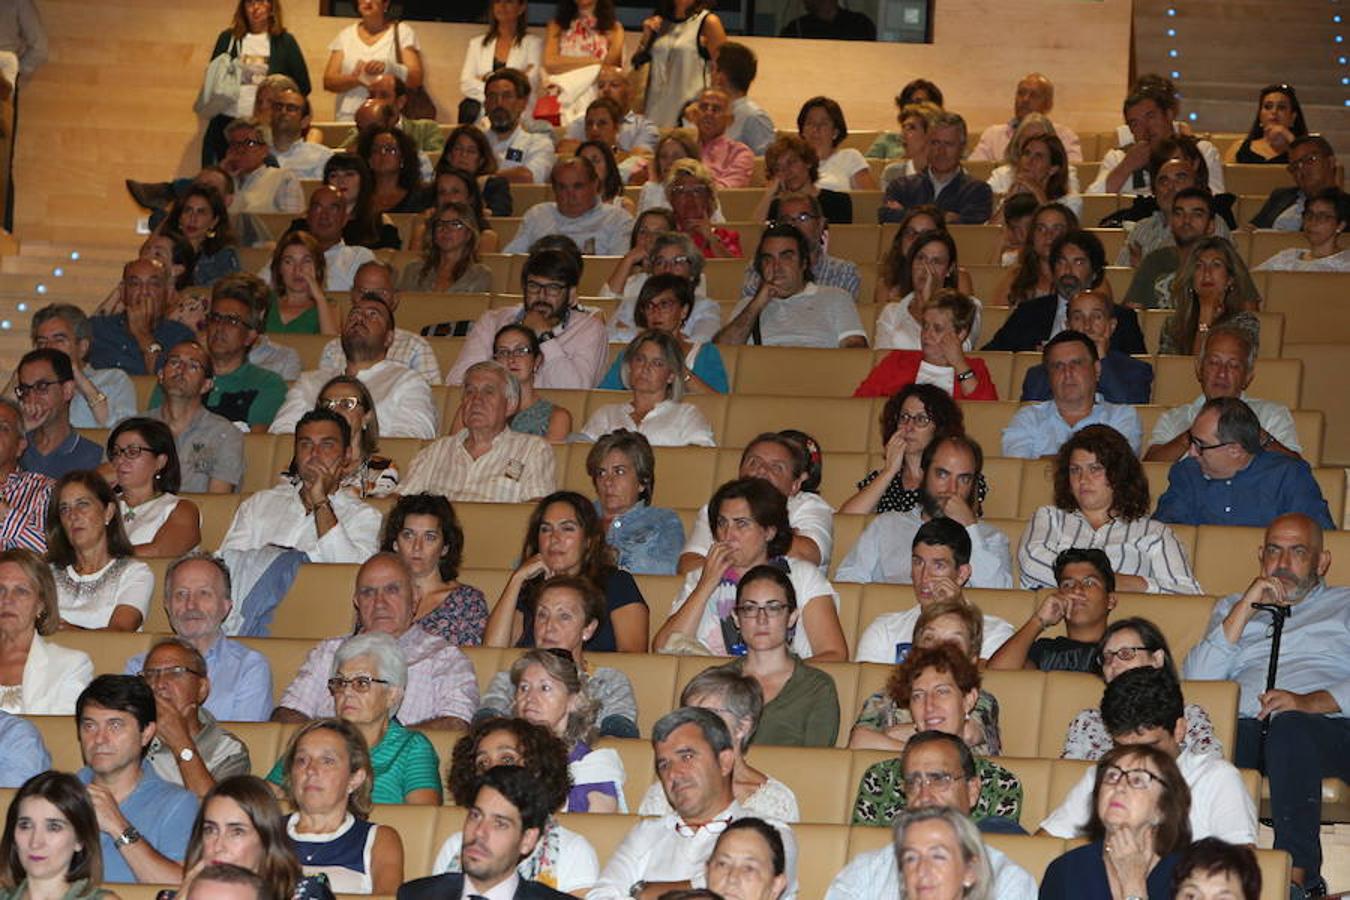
[266,299,320,334]
[268,719,442,803]
[510,398,557,437]
[599,341,729,394]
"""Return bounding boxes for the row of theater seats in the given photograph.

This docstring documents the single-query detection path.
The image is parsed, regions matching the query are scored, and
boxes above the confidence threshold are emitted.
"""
[0,774,1297,900]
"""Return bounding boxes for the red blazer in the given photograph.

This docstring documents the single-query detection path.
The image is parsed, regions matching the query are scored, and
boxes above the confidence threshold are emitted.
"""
[853,350,1000,400]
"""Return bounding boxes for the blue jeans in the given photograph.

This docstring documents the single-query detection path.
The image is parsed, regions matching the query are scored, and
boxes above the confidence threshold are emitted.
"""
[1235,713,1350,881]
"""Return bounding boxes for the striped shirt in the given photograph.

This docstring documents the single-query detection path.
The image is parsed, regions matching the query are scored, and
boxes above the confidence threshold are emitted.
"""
[0,470,51,553]
[398,429,556,503]
[1017,506,1202,594]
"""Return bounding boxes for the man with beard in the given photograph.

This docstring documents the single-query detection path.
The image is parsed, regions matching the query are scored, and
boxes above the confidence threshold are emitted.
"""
[1184,513,1350,897]
[850,514,1016,664]
[317,261,440,386]
[837,434,1013,590]
[447,247,607,388]
[267,88,333,180]
[981,231,1146,354]
[1001,330,1143,458]
[269,293,436,438]
[1124,188,1258,309]
[148,341,244,493]
[481,68,555,184]
[1154,398,1333,529]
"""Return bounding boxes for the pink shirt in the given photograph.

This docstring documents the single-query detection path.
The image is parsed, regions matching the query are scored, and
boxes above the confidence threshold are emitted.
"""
[445,305,608,389]
[701,134,754,189]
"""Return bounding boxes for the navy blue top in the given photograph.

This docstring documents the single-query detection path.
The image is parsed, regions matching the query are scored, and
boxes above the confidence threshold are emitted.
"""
[516,568,647,652]
[1021,351,1154,405]
[87,315,195,375]
[878,170,994,225]
[20,430,103,479]
[1040,841,1178,900]
[1154,449,1336,530]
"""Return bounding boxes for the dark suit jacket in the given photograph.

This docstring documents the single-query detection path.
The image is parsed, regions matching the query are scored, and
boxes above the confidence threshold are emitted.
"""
[981,292,1146,355]
[1248,186,1302,228]
[1019,350,1154,404]
[398,873,572,900]
[879,170,994,224]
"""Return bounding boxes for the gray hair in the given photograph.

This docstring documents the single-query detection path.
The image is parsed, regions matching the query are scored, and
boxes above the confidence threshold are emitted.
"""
[586,429,657,503]
[333,631,408,717]
[651,706,735,755]
[146,636,208,679]
[509,648,599,748]
[464,359,521,408]
[619,330,688,402]
[1204,320,1259,370]
[354,259,397,285]
[680,668,763,754]
[31,303,92,342]
[647,232,705,282]
[930,110,969,148]
[1205,396,1263,454]
[224,117,264,140]
[892,807,993,900]
[163,551,233,604]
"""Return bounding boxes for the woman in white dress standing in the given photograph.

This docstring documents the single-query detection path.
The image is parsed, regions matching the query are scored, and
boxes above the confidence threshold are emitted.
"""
[323,0,424,122]
[637,0,727,128]
[458,0,543,123]
[106,417,201,558]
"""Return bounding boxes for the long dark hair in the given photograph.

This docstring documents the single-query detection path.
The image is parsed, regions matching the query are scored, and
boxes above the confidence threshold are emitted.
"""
[554,0,616,32]
[518,491,616,621]
[1245,83,1308,141]
[484,0,529,45]
[107,417,183,494]
[185,776,303,900]
[897,229,958,297]
[381,493,465,582]
[1009,202,1079,305]
[1,771,103,888]
[578,140,624,202]
[45,471,136,568]
[163,184,236,257]
[432,164,492,233]
[356,125,424,196]
[325,153,381,247]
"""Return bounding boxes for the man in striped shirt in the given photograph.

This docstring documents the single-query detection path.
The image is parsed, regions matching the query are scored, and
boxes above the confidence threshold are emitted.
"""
[0,397,51,552]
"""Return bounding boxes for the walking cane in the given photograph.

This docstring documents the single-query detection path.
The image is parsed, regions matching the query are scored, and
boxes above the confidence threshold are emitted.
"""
[1252,601,1292,773]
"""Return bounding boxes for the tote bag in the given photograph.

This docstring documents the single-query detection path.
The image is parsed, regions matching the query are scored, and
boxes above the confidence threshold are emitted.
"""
[195,37,241,118]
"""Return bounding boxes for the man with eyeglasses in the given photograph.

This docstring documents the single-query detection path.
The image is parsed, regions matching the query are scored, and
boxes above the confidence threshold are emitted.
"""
[1116,137,1234,267]
[146,341,243,493]
[273,552,477,729]
[1018,289,1153,404]
[828,730,1036,899]
[25,303,137,428]
[1154,396,1332,529]
[879,111,992,225]
[503,157,633,256]
[269,290,436,438]
[219,117,303,214]
[605,233,721,346]
[588,707,798,900]
[317,260,439,386]
[1184,513,1350,895]
[88,258,195,376]
[185,277,287,430]
[739,193,860,302]
[1039,666,1256,847]
[1001,330,1143,458]
[694,88,753,190]
[448,247,607,388]
[137,637,249,798]
[1146,324,1299,464]
[14,348,103,479]
[1249,134,1339,231]
[123,552,273,722]
[481,68,556,184]
[990,548,1117,673]
[268,87,333,180]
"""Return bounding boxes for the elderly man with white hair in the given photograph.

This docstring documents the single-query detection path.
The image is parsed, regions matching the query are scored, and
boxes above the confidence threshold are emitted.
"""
[399,360,556,503]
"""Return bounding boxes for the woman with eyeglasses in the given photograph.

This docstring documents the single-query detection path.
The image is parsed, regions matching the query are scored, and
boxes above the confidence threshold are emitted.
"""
[275,718,404,894]
[580,330,716,447]
[380,493,487,646]
[409,163,503,256]
[447,324,571,442]
[308,376,398,498]
[851,644,1022,829]
[438,717,599,891]
[267,634,441,806]
[656,477,847,661]
[397,201,492,294]
[106,417,202,558]
[46,471,153,632]
[355,126,424,216]
[1225,83,1308,164]
[268,231,339,335]
[1061,617,1219,761]
[840,383,986,515]
[601,208,678,305]
[698,565,838,747]
[874,206,974,304]
[1040,744,1190,900]
[0,771,114,900]
[750,135,854,226]
[510,647,626,813]
[990,201,1079,308]
[665,159,741,259]
[1255,187,1350,273]
[598,276,727,395]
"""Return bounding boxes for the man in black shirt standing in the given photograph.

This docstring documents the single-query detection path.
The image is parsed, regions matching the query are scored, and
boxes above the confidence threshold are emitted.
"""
[780,0,877,40]
[988,548,1115,672]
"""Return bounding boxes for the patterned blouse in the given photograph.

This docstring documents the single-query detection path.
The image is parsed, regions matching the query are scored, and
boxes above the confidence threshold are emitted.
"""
[853,688,1003,757]
[1061,703,1220,760]
[415,583,489,645]
[558,15,610,59]
[852,756,1023,827]
[857,469,990,514]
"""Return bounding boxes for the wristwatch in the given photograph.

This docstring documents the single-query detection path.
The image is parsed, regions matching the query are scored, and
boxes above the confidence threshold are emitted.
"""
[145,341,164,356]
[178,746,196,763]
[629,881,647,898]
[957,369,977,383]
[115,825,142,847]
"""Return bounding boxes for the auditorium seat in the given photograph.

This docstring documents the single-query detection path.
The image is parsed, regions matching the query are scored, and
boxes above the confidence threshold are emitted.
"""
[270,564,362,640]
[452,502,535,569]
[48,630,152,681]
[183,492,242,551]
[268,333,331,370]
[726,395,874,452]
[228,720,284,778]
[1152,355,1301,408]
[371,803,439,879]
[730,347,876,398]
[1247,230,1305,268]
[1224,164,1296,198]
[241,432,279,493]
[790,822,852,898]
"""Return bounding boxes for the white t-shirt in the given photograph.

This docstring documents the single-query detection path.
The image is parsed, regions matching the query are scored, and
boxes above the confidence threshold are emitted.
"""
[855,605,1015,665]
[875,291,982,351]
[327,23,419,121]
[1254,247,1350,273]
[580,400,716,447]
[1039,746,1257,844]
[827,843,1036,900]
[726,283,866,349]
[683,491,835,567]
[235,32,270,118]
[817,147,869,191]
[54,558,155,630]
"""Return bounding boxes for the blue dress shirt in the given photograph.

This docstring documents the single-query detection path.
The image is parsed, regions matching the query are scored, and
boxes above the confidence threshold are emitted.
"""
[1154,451,1335,530]
[78,763,199,882]
[1000,395,1143,458]
[126,634,274,722]
[1184,583,1350,718]
[0,712,50,787]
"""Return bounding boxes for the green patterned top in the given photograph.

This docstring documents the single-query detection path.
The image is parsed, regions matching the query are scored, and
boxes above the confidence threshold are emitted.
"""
[851,755,1023,826]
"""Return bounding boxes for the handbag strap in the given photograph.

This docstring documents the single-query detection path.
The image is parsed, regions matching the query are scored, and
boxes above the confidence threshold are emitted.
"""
[392,20,403,64]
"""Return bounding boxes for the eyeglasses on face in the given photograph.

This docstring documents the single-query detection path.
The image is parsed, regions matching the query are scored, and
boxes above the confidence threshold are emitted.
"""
[321,397,363,412]
[139,665,205,681]
[327,675,391,694]
[733,601,790,620]
[228,138,265,151]
[14,379,62,398]
[1186,431,1232,454]
[1101,765,1163,790]
[207,311,253,330]
[902,771,958,791]
[493,346,533,360]
[896,412,933,427]
[1098,645,1149,665]
[109,444,155,461]
[524,280,567,300]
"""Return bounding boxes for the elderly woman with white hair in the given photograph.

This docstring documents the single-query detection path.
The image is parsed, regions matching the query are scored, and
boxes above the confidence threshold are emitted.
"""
[580,330,716,447]
[265,631,442,805]
[893,806,995,900]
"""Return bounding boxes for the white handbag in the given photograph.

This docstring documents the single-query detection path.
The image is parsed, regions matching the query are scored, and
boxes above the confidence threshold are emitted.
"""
[194,37,241,118]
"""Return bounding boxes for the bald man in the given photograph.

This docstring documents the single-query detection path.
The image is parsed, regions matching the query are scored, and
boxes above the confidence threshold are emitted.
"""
[969,73,1083,163]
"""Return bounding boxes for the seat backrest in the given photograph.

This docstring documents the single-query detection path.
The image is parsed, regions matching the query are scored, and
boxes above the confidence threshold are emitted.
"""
[588,652,681,737]
[48,631,154,683]
[454,502,534,570]
[984,832,1072,883]
[241,432,280,493]
[733,346,878,398]
[1046,757,1095,822]
[726,396,874,452]
[238,636,324,696]
[458,646,504,694]
[555,811,642,864]
[26,715,81,771]
[991,755,1054,831]
[228,721,284,777]
[271,563,362,639]
[184,492,242,552]
[369,804,439,880]
[749,745,856,824]
[791,823,852,900]
[980,669,1048,758]
[1152,356,1302,408]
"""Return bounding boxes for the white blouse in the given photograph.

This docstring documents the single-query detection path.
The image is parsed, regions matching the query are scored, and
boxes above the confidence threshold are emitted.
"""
[119,493,190,547]
[1254,247,1350,273]
[1017,506,1203,594]
[986,163,1082,218]
[580,399,716,447]
[53,557,154,630]
[875,291,983,351]
[327,23,420,121]
[816,148,869,191]
[458,32,544,102]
